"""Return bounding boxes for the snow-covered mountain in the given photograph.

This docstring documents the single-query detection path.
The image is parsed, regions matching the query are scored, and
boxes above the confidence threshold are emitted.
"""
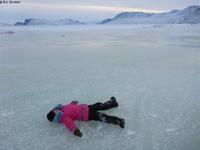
[100,5,200,24]
[15,18,85,26]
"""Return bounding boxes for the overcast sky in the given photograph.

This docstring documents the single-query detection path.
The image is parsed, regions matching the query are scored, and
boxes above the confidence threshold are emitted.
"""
[0,0,200,23]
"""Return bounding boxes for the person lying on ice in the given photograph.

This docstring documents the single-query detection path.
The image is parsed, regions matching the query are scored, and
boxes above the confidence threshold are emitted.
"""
[47,97,125,137]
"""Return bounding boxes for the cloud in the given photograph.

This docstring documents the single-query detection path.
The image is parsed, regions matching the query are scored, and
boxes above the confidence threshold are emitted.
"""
[18,3,163,13]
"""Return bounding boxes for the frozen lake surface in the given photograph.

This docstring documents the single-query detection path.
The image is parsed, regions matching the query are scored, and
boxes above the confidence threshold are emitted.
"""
[0,25,200,150]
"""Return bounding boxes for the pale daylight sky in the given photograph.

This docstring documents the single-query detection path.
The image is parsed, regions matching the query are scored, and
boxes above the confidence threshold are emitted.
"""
[0,0,200,23]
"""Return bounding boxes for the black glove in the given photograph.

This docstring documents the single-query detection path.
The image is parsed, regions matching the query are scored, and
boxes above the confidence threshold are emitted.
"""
[74,128,83,137]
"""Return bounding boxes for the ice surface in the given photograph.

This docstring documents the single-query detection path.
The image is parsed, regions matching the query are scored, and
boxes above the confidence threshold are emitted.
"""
[0,24,200,150]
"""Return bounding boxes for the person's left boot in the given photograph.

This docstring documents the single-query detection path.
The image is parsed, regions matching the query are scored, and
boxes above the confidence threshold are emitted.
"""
[110,96,118,107]
[98,113,125,128]
[94,97,119,110]
[102,98,118,109]
[118,118,125,128]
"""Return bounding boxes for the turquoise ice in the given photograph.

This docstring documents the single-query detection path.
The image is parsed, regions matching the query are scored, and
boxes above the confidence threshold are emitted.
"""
[0,25,200,150]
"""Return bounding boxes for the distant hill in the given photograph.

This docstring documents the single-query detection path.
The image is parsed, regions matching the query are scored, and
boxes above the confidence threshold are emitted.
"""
[100,5,200,24]
[0,23,12,26]
[15,18,85,26]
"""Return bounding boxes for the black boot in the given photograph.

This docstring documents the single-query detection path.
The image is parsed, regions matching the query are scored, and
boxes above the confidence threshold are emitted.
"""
[93,97,118,111]
[110,96,118,107]
[97,112,125,128]
[119,118,125,128]
[100,96,118,109]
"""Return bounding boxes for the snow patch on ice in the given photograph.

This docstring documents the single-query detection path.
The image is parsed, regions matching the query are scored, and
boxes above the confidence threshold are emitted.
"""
[165,128,178,133]
[149,114,159,118]
[126,129,136,136]
[0,31,15,34]
[1,111,15,117]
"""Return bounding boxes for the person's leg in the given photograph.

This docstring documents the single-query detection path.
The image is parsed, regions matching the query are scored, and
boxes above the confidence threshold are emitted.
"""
[88,97,118,111]
[92,111,125,128]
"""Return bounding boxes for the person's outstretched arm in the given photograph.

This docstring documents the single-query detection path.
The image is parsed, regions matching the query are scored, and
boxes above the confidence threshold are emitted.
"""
[63,117,82,137]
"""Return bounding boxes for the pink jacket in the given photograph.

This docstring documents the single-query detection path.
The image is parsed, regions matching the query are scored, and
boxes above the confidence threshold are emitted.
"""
[60,102,89,134]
